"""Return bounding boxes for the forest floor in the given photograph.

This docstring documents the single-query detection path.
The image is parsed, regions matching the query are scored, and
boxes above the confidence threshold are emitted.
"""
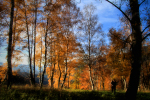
[0,85,150,100]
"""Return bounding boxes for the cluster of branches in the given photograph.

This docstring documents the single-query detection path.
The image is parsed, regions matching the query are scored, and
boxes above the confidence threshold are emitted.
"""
[0,0,150,100]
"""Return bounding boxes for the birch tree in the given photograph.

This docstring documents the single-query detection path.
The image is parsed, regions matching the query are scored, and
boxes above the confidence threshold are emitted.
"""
[79,4,102,90]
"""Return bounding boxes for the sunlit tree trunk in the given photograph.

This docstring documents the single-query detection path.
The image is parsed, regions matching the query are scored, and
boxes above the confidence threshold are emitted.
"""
[51,41,56,88]
[40,18,48,88]
[101,71,105,91]
[123,78,127,91]
[68,71,70,89]
[56,21,61,89]
[61,57,68,89]
[61,36,69,89]
[51,63,55,88]
[7,0,14,89]
[58,53,61,88]
[88,23,94,90]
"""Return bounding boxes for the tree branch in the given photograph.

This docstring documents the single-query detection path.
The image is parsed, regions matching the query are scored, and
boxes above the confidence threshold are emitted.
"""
[124,34,131,43]
[141,24,150,34]
[109,30,131,47]
[139,0,146,6]
[105,0,131,23]
[142,33,150,41]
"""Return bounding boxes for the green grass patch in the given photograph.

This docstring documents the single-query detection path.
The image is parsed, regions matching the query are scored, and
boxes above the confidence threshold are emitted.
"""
[0,85,150,100]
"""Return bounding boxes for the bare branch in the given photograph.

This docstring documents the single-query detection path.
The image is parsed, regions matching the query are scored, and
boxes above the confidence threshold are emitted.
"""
[105,0,131,23]
[139,0,146,6]
[142,33,150,41]
[141,25,150,34]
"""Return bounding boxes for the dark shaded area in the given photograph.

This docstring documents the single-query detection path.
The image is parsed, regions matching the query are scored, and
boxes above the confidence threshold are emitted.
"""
[111,79,117,94]
[11,74,30,85]
[2,72,48,85]
[0,87,150,100]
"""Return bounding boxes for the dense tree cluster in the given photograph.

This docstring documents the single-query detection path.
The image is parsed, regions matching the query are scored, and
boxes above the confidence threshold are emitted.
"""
[0,0,150,99]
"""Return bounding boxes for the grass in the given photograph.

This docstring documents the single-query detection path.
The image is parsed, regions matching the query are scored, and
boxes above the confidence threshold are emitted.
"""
[0,85,150,100]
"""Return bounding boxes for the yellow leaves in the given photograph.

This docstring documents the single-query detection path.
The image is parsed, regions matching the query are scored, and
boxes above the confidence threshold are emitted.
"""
[0,62,18,82]
[0,65,7,81]
[107,29,131,80]
[12,70,18,76]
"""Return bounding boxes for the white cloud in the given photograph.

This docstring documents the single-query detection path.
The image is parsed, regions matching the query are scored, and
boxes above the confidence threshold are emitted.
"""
[76,0,122,28]
[75,0,124,45]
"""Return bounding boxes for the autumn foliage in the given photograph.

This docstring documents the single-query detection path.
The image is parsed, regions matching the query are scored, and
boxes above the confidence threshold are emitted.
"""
[0,1,150,97]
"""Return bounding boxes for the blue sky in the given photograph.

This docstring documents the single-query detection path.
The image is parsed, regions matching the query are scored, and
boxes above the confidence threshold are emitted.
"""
[76,0,123,30]
[0,0,124,66]
[75,0,123,45]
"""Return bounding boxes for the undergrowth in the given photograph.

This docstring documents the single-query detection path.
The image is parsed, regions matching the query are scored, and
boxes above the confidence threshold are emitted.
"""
[0,85,150,100]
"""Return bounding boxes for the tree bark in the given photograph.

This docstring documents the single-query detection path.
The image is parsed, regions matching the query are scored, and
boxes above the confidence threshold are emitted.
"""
[61,34,69,89]
[105,0,142,99]
[58,59,61,89]
[7,0,14,89]
[24,0,34,86]
[88,16,95,90]
[123,78,126,91]
[33,0,38,86]
[39,33,42,87]
[61,58,68,89]
[68,71,70,89]
[51,63,56,88]
[125,0,142,99]
[50,41,56,88]
[88,66,94,90]
[40,19,48,88]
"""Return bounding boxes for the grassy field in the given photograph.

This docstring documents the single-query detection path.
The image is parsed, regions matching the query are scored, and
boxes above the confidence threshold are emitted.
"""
[0,85,150,100]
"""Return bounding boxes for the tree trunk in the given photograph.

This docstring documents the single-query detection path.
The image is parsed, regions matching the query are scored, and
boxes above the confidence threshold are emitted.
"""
[88,66,94,90]
[7,0,14,89]
[101,77,105,90]
[51,63,56,88]
[33,0,38,86]
[100,78,101,90]
[123,78,126,91]
[58,60,61,89]
[88,28,94,90]
[125,0,142,100]
[39,33,42,87]
[12,7,17,54]
[40,19,48,88]
[56,32,61,89]
[50,41,56,88]
[61,35,69,89]
[24,1,34,86]
[61,58,67,89]
[68,71,70,89]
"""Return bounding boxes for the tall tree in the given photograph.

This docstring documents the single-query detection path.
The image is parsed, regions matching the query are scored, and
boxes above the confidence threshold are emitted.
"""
[104,0,150,99]
[95,43,110,90]
[23,0,34,86]
[106,28,131,90]
[78,4,102,90]
[33,0,38,86]
[7,0,14,89]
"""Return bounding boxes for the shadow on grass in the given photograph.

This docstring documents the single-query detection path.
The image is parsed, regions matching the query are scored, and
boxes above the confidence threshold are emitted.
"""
[0,85,149,100]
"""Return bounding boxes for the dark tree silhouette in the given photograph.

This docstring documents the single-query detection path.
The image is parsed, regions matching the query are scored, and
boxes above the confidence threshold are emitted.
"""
[105,0,150,99]
[7,0,14,89]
